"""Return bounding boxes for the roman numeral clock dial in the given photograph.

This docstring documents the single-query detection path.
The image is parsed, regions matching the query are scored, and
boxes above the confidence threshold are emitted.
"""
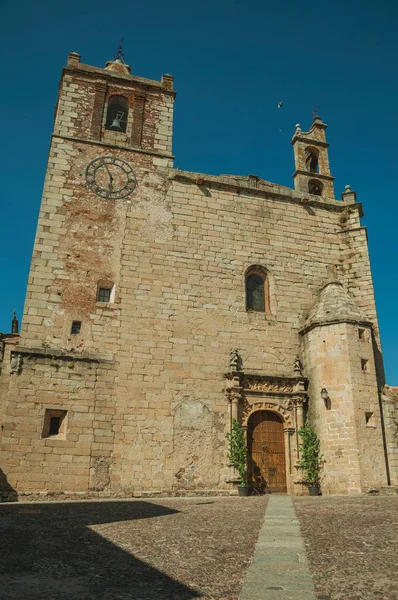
[85,156,137,199]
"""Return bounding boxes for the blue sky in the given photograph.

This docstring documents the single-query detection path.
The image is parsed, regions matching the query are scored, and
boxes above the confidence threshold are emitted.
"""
[0,0,397,381]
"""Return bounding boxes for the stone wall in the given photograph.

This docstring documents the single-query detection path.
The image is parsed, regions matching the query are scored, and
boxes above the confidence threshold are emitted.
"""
[4,167,383,495]
[1,348,116,493]
[0,337,19,433]
[382,387,398,486]
[302,322,388,494]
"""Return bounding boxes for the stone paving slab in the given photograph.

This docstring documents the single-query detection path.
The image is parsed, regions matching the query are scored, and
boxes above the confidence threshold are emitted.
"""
[239,495,317,600]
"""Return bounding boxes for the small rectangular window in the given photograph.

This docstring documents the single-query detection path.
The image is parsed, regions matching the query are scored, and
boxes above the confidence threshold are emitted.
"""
[49,417,61,436]
[365,412,376,427]
[361,359,368,372]
[42,409,67,439]
[358,328,365,340]
[97,288,111,303]
[71,321,81,335]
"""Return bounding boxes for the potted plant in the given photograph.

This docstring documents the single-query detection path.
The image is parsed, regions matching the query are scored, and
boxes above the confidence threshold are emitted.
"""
[226,418,249,496]
[298,422,323,496]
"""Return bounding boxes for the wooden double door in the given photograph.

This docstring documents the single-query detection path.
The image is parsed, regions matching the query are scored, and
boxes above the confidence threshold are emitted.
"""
[248,410,287,493]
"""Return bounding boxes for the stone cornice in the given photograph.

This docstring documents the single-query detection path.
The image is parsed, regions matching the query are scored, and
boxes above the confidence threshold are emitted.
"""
[0,334,19,344]
[62,64,177,97]
[290,135,329,148]
[171,169,360,213]
[299,317,373,336]
[241,389,308,398]
[337,225,367,235]
[13,346,115,364]
[292,170,335,182]
[52,134,174,160]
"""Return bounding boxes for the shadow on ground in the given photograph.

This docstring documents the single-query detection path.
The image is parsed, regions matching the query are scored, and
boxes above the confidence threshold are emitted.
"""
[0,468,18,502]
[0,500,201,600]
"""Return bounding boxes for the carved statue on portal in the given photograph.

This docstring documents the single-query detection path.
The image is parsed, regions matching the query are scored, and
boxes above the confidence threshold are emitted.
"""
[10,353,22,375]
[293,356,303,376]
[229,349,242,372]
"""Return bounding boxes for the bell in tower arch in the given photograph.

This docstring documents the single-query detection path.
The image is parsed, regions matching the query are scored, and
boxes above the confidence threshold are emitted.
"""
[105,96,129,133]
[109,111,124,132]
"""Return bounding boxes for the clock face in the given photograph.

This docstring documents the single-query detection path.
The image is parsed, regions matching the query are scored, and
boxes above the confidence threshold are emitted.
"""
[85,156,137,199]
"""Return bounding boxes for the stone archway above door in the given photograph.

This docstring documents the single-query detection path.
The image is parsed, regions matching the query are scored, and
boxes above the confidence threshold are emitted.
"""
[241,398,294,428]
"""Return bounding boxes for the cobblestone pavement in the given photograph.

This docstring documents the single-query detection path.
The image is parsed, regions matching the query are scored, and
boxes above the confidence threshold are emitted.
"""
[293,496,398,600]
[0,496,267,600]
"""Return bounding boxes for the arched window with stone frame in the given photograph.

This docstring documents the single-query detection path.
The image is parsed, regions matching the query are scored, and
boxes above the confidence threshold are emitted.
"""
[245,266,271,314]
[105,95,129,133]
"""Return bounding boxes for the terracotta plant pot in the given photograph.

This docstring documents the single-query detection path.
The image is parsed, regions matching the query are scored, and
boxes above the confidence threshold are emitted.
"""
[309,485,320,496]
[238,486,250,497]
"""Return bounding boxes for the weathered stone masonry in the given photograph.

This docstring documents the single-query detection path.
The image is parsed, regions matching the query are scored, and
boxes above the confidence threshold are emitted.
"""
[0,51,396,498]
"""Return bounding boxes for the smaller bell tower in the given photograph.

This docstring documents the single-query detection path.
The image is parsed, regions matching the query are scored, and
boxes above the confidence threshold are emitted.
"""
[291,116,335,200]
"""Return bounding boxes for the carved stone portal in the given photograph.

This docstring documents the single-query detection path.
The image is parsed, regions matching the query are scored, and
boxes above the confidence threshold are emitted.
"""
[225,370,308,495]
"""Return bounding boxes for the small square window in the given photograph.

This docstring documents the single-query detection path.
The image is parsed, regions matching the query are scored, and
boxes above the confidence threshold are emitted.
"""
[97,288,111,303]
[71,321,81,335]
[361,359,368,372]
[42,409,67,439]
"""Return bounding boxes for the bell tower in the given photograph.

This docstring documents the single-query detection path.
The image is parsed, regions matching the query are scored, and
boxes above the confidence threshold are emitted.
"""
[291,116,335,200]
[20,48,176,352]
[53,47,175,157]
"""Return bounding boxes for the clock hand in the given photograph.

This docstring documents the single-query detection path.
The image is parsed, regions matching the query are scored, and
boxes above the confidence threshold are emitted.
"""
[104,163,114,190]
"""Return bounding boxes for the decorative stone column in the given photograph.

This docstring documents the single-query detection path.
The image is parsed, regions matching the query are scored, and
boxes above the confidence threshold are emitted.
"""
[293,396,306,460]
[229,391,240,423]
[225,349,244,430]
[90,81,107,140]
[284,427,296,494]
[293,361,307,456]
[226,389,244,486]
[295,398,305,429]
[292,397,307,493]
[130,91,146,147]
[225,351,244,488]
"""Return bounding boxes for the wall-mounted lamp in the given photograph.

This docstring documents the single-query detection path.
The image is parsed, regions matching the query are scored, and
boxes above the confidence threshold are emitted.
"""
[321,388,331,410]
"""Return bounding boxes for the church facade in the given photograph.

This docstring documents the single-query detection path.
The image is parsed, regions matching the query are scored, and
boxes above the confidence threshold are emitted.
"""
[0,51,397,499]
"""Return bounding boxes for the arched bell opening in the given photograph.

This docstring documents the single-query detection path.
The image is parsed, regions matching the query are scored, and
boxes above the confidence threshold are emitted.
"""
[308,178,323,197]
[305,146,319,173]
[105,95,129,133]
[247,410,287,494]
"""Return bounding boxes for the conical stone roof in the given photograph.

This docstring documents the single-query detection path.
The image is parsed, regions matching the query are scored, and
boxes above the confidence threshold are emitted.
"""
[301,282,370,332]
